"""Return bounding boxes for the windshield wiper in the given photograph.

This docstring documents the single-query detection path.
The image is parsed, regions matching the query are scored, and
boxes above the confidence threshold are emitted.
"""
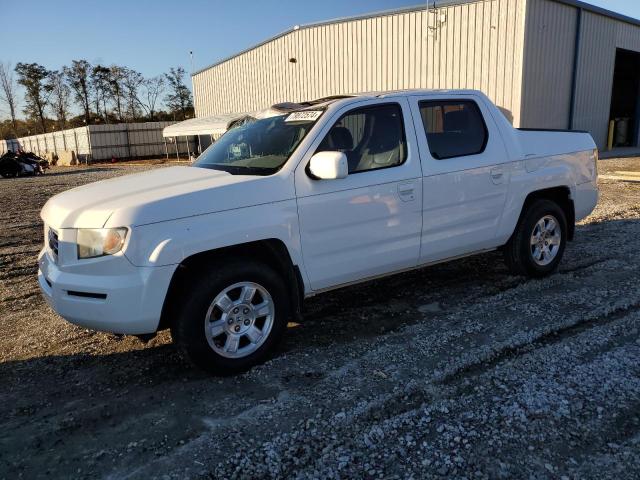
[196,164,275,176]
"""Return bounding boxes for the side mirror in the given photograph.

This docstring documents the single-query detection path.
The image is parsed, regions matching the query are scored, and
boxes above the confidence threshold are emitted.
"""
[308,151,348,180]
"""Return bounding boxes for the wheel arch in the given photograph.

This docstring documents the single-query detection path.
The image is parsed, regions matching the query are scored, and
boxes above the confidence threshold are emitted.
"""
[158,239,304,331]
[514,186,575,241]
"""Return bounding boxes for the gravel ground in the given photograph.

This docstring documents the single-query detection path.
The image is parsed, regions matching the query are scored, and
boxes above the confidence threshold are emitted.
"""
[1,158,639,479]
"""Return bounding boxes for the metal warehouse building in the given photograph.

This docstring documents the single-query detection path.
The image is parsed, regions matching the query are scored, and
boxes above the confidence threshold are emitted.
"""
[192,0,640,151]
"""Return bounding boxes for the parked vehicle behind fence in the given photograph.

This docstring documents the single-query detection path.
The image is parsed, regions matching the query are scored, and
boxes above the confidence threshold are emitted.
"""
[38,89,599,374]
[0,151,48,178]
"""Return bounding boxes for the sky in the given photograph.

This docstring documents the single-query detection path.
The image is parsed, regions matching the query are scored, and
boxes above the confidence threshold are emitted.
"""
[1,0,640,118]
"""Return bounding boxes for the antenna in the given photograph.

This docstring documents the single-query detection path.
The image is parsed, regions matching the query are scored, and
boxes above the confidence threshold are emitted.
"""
[427,1,442,40]
[189,51,195,115]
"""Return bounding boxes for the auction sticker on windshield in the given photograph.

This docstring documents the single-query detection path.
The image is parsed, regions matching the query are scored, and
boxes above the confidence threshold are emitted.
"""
[285,111,323,123]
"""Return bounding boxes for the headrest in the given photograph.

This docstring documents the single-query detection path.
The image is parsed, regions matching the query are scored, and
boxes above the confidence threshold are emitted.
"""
[444,110,469,132]
[369,114,401,152]
[318,126,354,151]
[329,127,354,151]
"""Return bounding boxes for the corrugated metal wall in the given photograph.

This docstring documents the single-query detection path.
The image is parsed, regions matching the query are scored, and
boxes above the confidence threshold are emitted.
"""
[572,10,618,148]
[522,0,640,149]
[88,122,178,160]
[193,0,528,126]
[0,122,191,161]
[617,22,640,51]
[0,127,91,160]
[520,0,577,129]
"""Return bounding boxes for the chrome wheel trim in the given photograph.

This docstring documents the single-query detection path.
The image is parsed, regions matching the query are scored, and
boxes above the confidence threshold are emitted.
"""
[530,214,562,266]
[204,281,275,359]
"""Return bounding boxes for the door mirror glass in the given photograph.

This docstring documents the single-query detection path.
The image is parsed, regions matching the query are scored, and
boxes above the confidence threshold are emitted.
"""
[308,151,348,180]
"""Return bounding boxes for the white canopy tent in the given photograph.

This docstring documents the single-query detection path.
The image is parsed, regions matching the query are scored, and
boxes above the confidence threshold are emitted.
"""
[162,112,251,138]
[162,112,250,160]
[161,107,298,159]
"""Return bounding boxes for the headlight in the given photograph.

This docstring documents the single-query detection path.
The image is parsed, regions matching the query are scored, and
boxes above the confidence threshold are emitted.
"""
[77,228,128,259]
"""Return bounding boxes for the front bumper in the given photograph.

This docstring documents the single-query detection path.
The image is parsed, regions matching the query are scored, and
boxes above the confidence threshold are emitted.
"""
[38,248,177,334]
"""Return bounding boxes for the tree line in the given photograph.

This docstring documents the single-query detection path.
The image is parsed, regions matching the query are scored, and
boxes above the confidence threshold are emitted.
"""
[0,60,194,140]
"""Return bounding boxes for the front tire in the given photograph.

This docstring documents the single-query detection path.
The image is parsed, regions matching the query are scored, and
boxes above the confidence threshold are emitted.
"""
[504,199,567,278]
[171,260,290,374]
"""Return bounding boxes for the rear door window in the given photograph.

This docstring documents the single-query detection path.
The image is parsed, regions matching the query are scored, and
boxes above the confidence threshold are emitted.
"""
[419,100,488,160]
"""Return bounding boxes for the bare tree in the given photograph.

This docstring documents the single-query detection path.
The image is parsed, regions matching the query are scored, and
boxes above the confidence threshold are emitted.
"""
[15,62,52,133]
[91,64,110,122]
[107,65,127,121]
[48,70,71,129]
[64,60,92,125]
[164,67,193,120]
[123,68,144,121]
[138,75,165,121]
[0,62,18,132]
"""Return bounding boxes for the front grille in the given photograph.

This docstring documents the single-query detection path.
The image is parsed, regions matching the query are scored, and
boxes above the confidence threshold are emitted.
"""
[48,228,59,259]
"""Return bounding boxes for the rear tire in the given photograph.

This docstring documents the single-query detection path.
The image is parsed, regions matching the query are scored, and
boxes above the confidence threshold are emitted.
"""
[171,260,290,375]
[503,199,567,278]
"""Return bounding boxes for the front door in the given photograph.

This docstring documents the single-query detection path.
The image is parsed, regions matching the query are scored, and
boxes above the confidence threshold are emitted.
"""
[295,99,423,291]
[409,94,510,264]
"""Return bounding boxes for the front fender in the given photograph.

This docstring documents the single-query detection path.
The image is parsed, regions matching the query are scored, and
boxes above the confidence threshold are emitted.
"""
[124,200,304,270]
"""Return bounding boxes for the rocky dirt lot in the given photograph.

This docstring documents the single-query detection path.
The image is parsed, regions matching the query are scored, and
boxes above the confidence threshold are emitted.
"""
[1,159,639,479]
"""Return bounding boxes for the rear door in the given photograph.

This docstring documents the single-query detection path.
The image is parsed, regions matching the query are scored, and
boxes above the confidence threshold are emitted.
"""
[409,94,511,264]
[294,98,423,291]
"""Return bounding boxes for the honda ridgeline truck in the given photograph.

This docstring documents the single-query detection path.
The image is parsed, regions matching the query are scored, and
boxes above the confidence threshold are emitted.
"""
[38,90,599,374]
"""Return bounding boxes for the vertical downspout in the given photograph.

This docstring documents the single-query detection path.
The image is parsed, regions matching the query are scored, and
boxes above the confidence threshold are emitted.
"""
[635,67,640,147]
[568,7,583,130]
[125,124,132,160]
[86,125,92,164]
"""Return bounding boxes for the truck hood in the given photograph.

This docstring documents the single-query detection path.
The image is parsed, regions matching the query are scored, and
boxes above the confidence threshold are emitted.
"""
[41,166,294,229]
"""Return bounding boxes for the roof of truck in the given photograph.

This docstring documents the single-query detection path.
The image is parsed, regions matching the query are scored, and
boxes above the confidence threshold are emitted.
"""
[304,88,484,103]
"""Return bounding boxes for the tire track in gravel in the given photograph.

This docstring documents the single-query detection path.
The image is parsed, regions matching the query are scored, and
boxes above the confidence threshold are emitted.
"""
[438,301,640,385]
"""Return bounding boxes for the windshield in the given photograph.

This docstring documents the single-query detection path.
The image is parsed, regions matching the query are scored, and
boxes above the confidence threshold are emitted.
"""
[193,114,318,175]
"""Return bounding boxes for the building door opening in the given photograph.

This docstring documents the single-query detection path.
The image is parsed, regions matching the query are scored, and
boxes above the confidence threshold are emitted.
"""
[609,48,640,148]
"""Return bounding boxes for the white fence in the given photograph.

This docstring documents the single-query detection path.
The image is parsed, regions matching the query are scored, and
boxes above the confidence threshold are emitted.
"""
[0,121,193,161]
[1,126,91,160]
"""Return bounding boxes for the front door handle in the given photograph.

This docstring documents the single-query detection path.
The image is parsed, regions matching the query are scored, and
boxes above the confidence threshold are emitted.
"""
[398,181,416,202]
[490,167,504,184]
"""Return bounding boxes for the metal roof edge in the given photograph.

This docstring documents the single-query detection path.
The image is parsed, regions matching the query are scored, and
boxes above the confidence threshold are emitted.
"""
[555,0,640,28]
[192,26,297,76]
[192,0,640,77]
[191,3,431,76]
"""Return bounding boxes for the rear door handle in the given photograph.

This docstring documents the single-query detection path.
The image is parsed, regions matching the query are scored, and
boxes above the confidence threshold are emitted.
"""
[490,167,504,184]
[398,181,416,202]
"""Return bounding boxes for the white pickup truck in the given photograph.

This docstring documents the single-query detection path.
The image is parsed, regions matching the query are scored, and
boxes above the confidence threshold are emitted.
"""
[38,90,598,374]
